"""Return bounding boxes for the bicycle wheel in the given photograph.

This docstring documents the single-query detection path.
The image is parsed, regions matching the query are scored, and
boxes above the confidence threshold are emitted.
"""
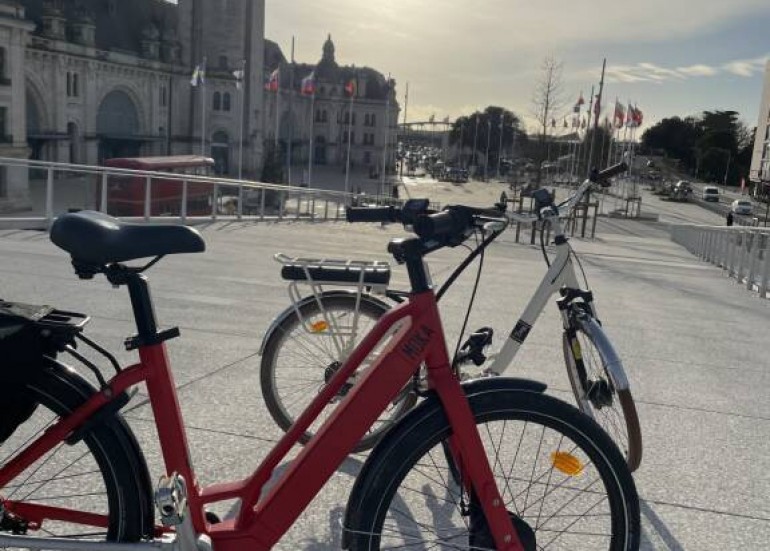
[0,362,153,545]
[260,293,416,452]
[346,385,640,550]
[563,326,643,472]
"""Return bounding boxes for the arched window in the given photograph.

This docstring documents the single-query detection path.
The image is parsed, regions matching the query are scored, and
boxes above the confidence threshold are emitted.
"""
[213,92,221,111]
[223,92,231,112]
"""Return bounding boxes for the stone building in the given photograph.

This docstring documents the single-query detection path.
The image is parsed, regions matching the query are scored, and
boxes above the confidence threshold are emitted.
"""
[0,1,398,212]
[0,0,265,211]
[263,35,400,184]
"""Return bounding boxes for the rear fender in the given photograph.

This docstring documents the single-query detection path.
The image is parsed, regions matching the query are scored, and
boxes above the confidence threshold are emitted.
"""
[258,290,391,355]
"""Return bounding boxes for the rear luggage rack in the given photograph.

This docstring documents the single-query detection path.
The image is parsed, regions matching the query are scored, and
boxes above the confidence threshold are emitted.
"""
[36,309,90,332]
[275,253,391,288]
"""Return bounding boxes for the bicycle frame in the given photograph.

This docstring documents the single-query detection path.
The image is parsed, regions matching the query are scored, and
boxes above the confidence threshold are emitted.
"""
[487,179,628,393]
[0,279,525,550]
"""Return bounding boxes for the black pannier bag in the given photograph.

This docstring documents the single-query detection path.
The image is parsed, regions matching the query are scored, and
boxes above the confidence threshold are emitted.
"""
[0,300,75,445]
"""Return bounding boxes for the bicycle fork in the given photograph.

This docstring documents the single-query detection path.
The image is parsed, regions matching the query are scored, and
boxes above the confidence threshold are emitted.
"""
[430,364,529,551]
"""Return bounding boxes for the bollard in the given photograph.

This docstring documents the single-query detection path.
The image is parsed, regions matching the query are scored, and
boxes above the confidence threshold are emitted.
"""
[260,188,266,220]
[237,185,243,220]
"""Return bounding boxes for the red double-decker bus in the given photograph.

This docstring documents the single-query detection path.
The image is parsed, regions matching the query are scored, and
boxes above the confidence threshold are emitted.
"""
[102,155,216,217]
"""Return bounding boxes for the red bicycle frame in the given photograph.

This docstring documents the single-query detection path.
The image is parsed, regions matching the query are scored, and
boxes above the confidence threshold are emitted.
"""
[0,290,525,550]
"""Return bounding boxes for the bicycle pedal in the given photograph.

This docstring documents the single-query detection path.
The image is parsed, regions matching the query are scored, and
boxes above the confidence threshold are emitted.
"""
[155,473,188,527]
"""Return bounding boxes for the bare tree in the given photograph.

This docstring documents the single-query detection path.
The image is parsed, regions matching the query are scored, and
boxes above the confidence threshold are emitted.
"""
[531,56,566,186]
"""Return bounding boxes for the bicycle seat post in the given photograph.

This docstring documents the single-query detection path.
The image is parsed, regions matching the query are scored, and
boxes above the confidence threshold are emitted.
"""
[104,266,179,351]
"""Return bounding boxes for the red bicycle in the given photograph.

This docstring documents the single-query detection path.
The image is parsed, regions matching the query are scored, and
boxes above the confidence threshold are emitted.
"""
[0,201,639,549]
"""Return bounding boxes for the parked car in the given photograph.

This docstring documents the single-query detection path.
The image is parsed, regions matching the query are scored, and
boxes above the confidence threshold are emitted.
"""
[731,199,753,215]
[702,186,720,202]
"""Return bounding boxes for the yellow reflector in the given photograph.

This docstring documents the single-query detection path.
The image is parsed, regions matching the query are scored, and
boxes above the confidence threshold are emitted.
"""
[570,339,582,361]
[310,321,329,333]
[551,451,584,476]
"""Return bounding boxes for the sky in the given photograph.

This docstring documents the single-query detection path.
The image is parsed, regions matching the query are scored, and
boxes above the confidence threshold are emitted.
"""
[263,0,770,135]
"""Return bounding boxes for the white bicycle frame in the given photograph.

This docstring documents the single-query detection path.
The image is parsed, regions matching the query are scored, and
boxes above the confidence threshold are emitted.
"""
[484,179,630,393]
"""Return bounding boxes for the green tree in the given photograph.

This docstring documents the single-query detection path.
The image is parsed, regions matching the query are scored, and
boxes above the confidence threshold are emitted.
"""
[641,116,702,172]
[449,107,526,173]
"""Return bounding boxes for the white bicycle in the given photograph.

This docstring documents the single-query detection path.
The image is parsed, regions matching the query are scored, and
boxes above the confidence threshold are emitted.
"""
[259,163,642,471]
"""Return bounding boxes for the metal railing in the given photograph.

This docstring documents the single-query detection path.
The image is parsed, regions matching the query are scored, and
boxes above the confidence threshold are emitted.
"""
[0,157,419,230]
[670,224,770,299]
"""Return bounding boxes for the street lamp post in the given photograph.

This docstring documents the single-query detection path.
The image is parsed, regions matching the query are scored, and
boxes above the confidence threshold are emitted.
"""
[484,120,491,182]
[472,117,479,177]
[723,150,732,186]
[496,118,504,177]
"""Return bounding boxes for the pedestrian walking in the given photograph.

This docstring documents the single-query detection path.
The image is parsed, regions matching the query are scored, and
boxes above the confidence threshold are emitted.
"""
[726,211,734,227]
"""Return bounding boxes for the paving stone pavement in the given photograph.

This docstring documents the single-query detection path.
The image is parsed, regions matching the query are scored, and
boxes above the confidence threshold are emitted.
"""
[0,192,768,549]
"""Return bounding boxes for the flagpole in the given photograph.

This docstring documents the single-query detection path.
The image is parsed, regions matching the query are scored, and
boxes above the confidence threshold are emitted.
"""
[274,69,280,151]
[201,57,207,156]
[238,59,246,180]
[496,118,504,177]
[399,82,408,179]
[484,119,491,182]
[582,86,594,176]
[308,88,315,186]
[586,59,606,177]
[287,36,295,186]
[344,76,355,200]
[380,73,391,199]
[472,116,479,177]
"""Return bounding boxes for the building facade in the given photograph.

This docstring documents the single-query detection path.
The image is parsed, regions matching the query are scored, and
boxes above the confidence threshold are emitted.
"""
[0,2,398,212]
[263,35,400,183]
[750,60,770,193]
[0,0,265,212]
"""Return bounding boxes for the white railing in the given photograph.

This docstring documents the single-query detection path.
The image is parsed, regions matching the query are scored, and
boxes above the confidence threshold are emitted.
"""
[0,157,409,230]
[670,224,770,299]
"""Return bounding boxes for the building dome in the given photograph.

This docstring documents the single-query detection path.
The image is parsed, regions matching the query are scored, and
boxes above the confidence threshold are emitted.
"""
[322,33,335,63]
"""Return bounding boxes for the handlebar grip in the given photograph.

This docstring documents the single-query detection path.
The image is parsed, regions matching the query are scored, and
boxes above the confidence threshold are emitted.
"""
[594,162,628,186]
[413,211,458,239]
[346,206,398,223]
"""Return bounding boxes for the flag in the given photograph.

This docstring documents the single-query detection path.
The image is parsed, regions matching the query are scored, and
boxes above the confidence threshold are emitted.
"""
[301,70,316,95]
[593,95,601,116]
[613,99,625,128]
[190,62,206,87]
[344,78,356,96]
[232,68,245,90]
[634,105,643,126]
[265,68,279,92]
[626,103,634,127]
[574,92,585,112]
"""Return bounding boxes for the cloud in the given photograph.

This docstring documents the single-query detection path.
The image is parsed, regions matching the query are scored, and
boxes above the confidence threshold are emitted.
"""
[677,64,719,77]
[603,55,768,83]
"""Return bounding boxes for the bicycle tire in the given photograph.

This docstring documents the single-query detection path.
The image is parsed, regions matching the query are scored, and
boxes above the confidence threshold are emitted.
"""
[562,325,643,472]
[260,293,416,452]
[345,384,640,550]
[0,360,153,544]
